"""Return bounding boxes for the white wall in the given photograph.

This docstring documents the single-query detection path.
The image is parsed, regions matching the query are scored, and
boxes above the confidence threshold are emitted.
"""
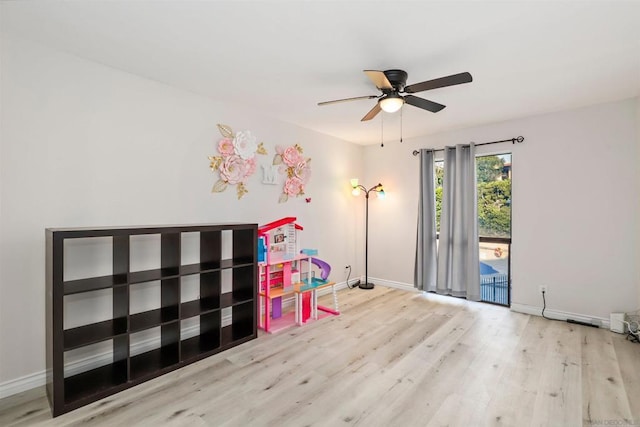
[0,37,364,388]
[363,97,639,321]
[637,97,640,312]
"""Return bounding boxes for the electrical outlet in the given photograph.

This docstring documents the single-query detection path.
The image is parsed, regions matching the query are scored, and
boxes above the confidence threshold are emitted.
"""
[539,285,548,294]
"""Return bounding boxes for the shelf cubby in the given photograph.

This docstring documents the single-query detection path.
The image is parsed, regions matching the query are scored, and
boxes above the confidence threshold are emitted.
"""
[130,343,180,381]
[180,311,221,361]
[130,306,180,332]
[63,318,127,350]
[47,223,257,417]
[180,261,220,275]
[231,265,256,304]
[222,301,255,345]
[181,297,219,319]
[220,292,253,308]
[128,267,180,284]
[64,360,128,404]
[129,277,180,332]
[130,321,180,380]
[64,275,128,295]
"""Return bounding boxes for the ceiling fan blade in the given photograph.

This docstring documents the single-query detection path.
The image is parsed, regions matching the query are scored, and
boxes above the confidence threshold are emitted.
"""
[405,95,446,113]
[364,70,393,90]
[317,95,378,106]
[404,72,473,94]
[361,103,382,121]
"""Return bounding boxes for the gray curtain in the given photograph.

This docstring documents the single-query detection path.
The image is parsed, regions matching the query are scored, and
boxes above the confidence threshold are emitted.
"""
[436,144,481,301]
[414,149,437,291]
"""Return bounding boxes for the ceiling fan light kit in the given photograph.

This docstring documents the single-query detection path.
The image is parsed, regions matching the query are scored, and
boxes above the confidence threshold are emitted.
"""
[318,69,473,121]
[379,94,404,113]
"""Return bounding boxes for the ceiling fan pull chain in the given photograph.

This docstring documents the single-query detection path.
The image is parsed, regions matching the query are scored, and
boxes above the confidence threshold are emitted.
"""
[380,114,384,147]
[400,107,403,143]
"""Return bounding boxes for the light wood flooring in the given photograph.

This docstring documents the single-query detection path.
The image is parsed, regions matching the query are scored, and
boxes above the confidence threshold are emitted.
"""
[1,286,639,426]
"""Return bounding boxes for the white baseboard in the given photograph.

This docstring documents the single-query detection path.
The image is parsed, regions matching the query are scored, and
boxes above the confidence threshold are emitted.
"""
[0,371,45,400]
[510,302,610,329]
[369,278,611,329]
[0,281,352,400]
[368,277,417,292]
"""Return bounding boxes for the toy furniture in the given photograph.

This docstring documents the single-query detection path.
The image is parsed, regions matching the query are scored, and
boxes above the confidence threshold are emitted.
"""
[258,217,339,333]
[294,279,339,326]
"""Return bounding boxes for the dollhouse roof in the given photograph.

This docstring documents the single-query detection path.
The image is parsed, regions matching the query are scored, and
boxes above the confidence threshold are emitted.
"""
[258,217,303,234]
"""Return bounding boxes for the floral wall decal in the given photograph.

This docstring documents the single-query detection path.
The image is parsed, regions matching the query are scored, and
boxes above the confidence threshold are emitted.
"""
[273,144,311,203]
[208,124,267,199]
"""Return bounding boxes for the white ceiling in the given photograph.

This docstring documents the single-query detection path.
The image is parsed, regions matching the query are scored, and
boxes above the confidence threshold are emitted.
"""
[2,1,639,145]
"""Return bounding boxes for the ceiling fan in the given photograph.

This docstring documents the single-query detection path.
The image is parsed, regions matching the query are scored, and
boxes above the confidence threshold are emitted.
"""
[318,69,473,121]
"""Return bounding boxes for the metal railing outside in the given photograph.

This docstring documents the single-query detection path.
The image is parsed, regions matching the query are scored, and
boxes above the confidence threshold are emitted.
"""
[480,274,509,305]
[479,237,511,306]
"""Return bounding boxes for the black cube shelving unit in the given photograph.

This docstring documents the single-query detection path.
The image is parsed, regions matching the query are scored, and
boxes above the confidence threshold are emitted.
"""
[46,223,257,417]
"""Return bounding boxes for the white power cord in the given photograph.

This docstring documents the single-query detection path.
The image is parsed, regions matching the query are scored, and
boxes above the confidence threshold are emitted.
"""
[621,310,640,343]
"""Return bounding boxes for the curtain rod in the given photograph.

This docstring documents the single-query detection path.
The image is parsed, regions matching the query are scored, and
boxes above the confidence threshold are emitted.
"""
[412,136,524,156]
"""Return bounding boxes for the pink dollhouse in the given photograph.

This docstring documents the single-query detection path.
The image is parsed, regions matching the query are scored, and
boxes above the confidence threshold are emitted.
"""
[258,217,339,333]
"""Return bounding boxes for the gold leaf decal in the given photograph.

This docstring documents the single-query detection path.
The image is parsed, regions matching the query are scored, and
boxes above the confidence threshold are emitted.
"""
[256,142,268,155]
[278,193,289,203]
[273,154,283,165]
[236,183,248,199]
[208,156,223,171]
[212,180,228,193]
[295,144,303,153]
[217,124,234,138]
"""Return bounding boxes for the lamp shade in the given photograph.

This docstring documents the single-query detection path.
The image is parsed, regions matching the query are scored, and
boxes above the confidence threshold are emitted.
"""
[350,178,360,195]
[379,95,404,113]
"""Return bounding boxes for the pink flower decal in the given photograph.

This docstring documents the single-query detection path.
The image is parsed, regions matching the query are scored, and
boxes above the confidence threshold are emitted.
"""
[220,155,248,185]
[284,177,304,196]
[245,157,257,178]
[273,143,311,203]
[282,145,302,167]
[294,160,311,183]
[218,138,234,156]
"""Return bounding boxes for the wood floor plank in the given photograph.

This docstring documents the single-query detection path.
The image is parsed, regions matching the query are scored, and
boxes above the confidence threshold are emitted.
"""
[582,325,633,425]
[612,332,640,419]
[2,286,640,426]
[528,322,582,427]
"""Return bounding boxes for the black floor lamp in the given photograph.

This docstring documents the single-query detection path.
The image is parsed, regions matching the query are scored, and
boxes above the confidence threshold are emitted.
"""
[350,179,385,290]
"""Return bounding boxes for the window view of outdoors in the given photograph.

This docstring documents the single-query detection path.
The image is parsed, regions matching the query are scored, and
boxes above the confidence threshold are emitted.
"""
[477,154,511,238]
[434,154,511,236]
[435,154,512,306]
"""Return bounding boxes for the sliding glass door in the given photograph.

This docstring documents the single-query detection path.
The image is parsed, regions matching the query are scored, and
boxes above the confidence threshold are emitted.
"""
[477,154,511,306]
